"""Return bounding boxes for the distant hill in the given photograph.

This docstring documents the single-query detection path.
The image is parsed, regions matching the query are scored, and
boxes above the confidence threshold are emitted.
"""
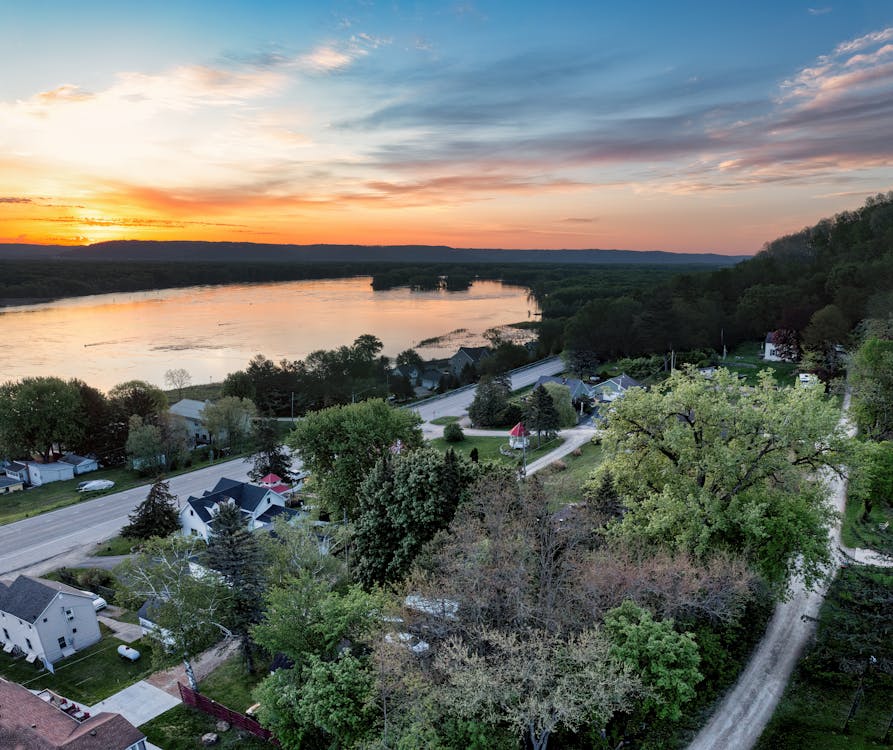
[0,240,747,266]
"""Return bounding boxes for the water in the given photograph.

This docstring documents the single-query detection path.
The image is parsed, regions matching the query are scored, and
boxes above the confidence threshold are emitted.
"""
[0,278,538,391]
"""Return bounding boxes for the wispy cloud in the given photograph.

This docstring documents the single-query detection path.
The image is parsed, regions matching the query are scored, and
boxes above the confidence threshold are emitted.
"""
[299,33,390,73]
[808,7,832,16]
[0,197,32,204]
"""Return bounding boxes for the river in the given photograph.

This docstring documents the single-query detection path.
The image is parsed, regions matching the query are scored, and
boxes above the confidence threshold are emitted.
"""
[0,278,538,391]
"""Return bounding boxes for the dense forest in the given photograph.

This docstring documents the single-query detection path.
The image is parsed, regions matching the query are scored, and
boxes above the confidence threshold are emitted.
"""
[557,192,893,362]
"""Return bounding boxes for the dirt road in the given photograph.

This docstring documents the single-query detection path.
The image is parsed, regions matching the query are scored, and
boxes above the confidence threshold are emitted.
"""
[687,394,858,750]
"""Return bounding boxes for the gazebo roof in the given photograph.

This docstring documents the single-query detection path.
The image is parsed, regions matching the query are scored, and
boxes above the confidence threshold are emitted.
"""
[260,473,282,485]
[509,422,530,437]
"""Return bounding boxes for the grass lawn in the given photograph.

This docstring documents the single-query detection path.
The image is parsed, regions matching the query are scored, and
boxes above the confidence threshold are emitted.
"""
[0,452,250,527]
[140,653,270,750]
[539,441,604,509]
[0,633,162,705]
[163,382,224,403]
[755,566,893,750]
[92,534,139,556]
[430,434,564,466]
[430,415,460,425]
[721,342,798,386]
[841,496,893,555]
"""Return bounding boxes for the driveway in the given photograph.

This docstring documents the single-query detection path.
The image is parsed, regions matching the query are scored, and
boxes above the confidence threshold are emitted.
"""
[89,680,180,727]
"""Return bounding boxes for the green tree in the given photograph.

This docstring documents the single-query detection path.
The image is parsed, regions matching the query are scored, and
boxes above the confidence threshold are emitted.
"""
[202,396,257,450]
[395,348,424,371]
[116,537,230,690]
[601,367,849,591]
[802,304,851,353]
[525,384,561,446]
[287,399,422,520]
[443,422,465,442]
[468,374,511,427]
[850,337,893,439]
[353,447,478,587]
[248,418,294,483]
[204,502,266,672]
[108,379,168,424]
[125,415,166,475]
[0,377,85,461]
[542,382,577,428]
[604,600,702,721]
[121,477,180,540]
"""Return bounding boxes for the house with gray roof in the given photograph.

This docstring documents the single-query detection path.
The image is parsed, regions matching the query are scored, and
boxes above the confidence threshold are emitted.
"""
[0,678,146,750]
[0,576,101,666]
[58,453,99,475]
[533,375,593,403]
[180,477,298,541]
[0,475,25,494]
[449,346,490,377]
[591,373,643,403]
[169,398,212,444]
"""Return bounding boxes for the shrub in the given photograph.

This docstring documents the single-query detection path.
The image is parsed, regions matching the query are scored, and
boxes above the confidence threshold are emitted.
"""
[443,422,465,442]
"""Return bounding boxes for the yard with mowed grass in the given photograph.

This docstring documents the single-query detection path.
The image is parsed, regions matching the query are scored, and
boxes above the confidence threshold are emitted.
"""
[140,653,269,750]
[0,632,163,705]
[755,566,893,750]
[538,441,604,509]
[721,341,799,385]
[430,434,564,465]
[841,495,893,556]
[0,451,250,526]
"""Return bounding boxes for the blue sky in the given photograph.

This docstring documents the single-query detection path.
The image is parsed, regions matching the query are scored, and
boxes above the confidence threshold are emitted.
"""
[1,1,892,252]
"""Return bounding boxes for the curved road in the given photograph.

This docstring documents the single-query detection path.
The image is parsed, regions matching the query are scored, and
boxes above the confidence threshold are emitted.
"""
[1,357,567,577]
[687,392,867,750]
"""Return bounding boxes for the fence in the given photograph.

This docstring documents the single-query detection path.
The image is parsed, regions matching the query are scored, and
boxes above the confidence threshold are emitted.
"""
[178,682,278,745]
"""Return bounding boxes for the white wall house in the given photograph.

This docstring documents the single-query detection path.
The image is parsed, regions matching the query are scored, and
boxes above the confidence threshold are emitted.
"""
[0,576,101,666]
[59,453,99,475]
[26,462,75,487]
[591,373,643,403]
[180,477,297,541]
[169,398,212,444]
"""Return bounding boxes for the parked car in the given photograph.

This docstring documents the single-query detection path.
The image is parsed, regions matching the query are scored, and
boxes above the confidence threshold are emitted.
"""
[77,479,115,492]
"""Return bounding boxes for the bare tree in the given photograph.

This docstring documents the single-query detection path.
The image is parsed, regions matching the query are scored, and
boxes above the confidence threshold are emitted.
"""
[164,368,192,401]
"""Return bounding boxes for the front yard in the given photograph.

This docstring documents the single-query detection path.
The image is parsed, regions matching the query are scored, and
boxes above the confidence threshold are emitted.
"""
[140,654,270,750]
[430,434,565,465]
[0,630,162,705]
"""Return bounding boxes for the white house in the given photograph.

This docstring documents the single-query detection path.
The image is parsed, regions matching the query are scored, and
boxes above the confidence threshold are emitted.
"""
[180,477,298,541]
[169,398,212,444]
[762,331,799,362]
[0,576,101,666]
[0,678,147,750]
[591,373,643,403]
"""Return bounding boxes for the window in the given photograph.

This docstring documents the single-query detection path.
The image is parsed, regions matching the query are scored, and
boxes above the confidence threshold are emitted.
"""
[2,628,9,640]
[43,617,48,622]
[72,628,77,633]
[25,637,33,651]
[65,609,74,621]
[58,636,66,649]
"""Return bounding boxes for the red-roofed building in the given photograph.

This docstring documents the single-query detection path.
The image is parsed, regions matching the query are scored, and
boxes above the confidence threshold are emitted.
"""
[259,473,282,486]
[0,678,146,750]
[509,422,530,449]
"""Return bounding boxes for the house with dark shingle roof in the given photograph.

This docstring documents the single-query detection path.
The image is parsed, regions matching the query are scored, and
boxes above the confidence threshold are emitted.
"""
[591,373,643,403]
[58,453,99,475]
[449,346,490,377]
[0,576,101,665]
[0,678,146,750]
[180,477,298,541]
[533,375,593,403]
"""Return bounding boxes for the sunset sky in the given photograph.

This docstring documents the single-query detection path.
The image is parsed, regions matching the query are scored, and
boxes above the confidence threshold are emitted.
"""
[2,1,892,254]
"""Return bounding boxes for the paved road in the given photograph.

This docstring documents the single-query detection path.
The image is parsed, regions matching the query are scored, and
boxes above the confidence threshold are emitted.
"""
[411,356,564,424]
[0,456,257,576]
[1,357,562,577]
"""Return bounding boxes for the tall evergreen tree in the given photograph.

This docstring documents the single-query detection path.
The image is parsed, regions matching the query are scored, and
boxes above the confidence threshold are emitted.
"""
[121,477,180,540]
[525,385,560,447]
[468,374,511,427]
[205,502,267,672]
[249,418,294,483]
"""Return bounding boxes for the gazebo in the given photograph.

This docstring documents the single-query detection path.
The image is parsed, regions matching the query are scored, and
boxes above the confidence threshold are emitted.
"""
[509,422,530,449]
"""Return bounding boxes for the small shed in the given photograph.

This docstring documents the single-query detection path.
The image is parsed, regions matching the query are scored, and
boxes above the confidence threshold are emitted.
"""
[509,422,530,449]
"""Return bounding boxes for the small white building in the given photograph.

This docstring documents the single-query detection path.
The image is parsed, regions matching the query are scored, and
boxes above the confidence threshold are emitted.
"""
[26,461,75,487]
[59,453,99,475]
[180,477,298,541]
[0,576,101,666]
